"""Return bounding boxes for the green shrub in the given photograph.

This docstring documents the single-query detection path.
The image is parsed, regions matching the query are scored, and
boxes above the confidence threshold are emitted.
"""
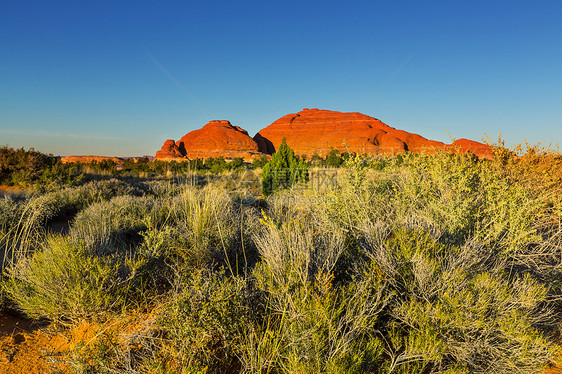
[365,228,556,373]
[261,138,308,196]
[0,179,147,270]
[0,146,55,186]
[157,268,247,373]
[0,146,86,188]
[3,236,135,322]
[204,156,228,173]
[68,268,249,374]
[71,195,161,254]
[325,149,343,167]
[251,154,270,169]
[249,210,389,373]
[250,160,560,373]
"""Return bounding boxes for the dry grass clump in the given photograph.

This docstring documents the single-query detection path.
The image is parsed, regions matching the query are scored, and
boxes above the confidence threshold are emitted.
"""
[3,236,133,323]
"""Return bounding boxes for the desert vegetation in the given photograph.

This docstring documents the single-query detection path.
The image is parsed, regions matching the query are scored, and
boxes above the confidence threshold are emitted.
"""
[0,146,266,192]
[1,141,562,373]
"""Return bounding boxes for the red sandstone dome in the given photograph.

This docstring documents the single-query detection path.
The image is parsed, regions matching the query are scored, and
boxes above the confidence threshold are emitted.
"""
[254,108,492,158]
[155,109,493,160]
[155,120,261,161]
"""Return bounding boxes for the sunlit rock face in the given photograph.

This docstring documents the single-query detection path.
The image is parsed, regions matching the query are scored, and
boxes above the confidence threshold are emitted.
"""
[156,120,262,161]
[448,138,494,159]
[61,156,123,163]
[254,108,492,158]
[155,110,493,160]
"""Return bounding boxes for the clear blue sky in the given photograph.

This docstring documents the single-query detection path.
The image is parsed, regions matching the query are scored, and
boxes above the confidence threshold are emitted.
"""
[1,0,561,156]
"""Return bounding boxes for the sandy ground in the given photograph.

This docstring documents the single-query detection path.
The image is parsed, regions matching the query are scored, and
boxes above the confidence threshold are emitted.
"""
[545,365,562,373]
[0,310,157,373]
[0,312,69,373]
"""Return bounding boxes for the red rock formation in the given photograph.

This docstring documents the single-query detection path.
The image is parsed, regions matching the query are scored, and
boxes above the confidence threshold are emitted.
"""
[61,156,123,164]
[155,120,262,161]
[255,109,395,156]
[155,109,493,161]
[379,133,408,153]
[449,138,494,159]
[254,108,492,158]
[155,140,186,160]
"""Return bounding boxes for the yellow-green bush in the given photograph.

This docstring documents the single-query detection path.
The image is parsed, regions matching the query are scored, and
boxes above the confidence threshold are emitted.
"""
[3,236,134,322]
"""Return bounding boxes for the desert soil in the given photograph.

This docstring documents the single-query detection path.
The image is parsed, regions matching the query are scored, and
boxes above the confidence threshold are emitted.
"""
[0,312,69,373]
[0,310,157,373]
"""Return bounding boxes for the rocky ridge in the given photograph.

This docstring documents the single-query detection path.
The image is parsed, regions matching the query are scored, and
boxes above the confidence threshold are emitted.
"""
[60,156,123,164]
[156,109,493,160]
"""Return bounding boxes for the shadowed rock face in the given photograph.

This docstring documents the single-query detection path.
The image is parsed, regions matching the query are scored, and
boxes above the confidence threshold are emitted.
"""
[155,120,261,161]
[155,109,493,160]
[254,108,492,158]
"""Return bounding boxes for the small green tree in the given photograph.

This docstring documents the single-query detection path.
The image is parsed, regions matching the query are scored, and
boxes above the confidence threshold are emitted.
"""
[261,138,308,196]
[205,157,228,173]
[251,154,270,169]
[309,152,325,167]
[228,157,245,171]
[325,149,343,167]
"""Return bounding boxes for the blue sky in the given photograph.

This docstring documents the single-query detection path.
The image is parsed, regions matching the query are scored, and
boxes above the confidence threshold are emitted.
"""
[1,0,561,156]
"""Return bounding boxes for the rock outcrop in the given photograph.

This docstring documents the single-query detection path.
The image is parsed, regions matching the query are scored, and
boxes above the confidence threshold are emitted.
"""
[449,138,495,159]
[156,109,493,161]
[155,120,262,161]
[155,140,186,160]
[61,156,123,164]
[254,108,492,158]
[255,109,398,156]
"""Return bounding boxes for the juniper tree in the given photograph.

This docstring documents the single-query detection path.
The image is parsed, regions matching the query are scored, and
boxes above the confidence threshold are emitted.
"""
[261,138,308,196]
